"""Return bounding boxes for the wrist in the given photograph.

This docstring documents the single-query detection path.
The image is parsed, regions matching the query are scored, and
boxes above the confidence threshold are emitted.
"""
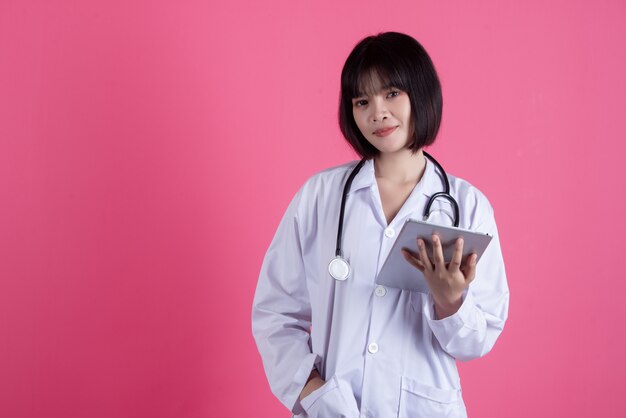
[433,294,463,319]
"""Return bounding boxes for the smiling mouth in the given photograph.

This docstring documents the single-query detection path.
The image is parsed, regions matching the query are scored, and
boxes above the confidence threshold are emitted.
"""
[373,126,398,137]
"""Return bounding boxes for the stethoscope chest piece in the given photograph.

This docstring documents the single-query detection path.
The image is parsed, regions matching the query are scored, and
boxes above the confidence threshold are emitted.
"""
[328,257,350,281]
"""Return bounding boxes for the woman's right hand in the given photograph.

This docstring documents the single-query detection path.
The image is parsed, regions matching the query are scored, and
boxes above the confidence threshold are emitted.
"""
[300,375,360,418]
[300,370,325,401]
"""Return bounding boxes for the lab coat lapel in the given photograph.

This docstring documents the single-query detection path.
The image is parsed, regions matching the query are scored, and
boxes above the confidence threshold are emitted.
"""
[346,159,375,195]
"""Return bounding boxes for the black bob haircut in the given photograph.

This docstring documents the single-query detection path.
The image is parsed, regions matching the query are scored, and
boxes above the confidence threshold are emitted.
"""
[339,32,443,159]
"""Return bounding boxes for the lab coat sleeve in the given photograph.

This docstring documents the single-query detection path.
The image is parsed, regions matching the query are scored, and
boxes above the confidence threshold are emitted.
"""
[423,208,510,362]
[251,187,318,415]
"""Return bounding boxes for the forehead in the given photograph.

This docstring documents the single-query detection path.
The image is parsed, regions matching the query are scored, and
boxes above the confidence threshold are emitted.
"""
[356,70,394,97]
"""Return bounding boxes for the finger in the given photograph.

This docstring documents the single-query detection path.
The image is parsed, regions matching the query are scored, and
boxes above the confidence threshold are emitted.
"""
[416,239,433,272]
[402,248,425,272]
[431,234,445,270]
[461,253,478,284]
[448,237,463,272]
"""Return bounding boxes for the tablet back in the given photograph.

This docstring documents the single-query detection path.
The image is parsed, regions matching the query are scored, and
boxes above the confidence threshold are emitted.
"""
[375,219,492,292]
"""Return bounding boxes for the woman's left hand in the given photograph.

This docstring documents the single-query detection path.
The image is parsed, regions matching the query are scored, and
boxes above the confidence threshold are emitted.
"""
[402,234,477,319]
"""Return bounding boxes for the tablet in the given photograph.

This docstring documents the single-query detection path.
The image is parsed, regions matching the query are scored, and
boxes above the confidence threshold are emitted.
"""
[375,219,493,293]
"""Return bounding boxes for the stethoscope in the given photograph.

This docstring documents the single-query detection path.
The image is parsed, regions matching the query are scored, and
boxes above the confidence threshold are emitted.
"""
[328,151,460,281]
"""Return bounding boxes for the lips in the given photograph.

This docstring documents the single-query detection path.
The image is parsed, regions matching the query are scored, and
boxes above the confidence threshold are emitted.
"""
[373,126,398,137]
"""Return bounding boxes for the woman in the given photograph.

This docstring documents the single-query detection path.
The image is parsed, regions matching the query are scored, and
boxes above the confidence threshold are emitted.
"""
[252,32,509,417]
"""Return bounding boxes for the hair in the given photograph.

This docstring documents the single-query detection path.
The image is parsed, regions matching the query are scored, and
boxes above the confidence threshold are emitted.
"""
[339,32,443,159]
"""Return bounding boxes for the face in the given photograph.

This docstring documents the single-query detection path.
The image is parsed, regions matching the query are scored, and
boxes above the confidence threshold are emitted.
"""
[351,72,413,156]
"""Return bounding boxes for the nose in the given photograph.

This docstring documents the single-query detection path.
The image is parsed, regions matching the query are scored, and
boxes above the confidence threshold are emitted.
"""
[370,97,389,122]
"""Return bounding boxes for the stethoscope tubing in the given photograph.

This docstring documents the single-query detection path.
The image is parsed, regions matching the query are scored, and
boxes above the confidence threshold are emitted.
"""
[421,151,459,228]
[335,159,366,258]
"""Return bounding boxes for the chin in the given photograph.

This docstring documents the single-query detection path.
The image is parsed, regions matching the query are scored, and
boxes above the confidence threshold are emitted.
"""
[376,142,412,155]
[370,137,411,154]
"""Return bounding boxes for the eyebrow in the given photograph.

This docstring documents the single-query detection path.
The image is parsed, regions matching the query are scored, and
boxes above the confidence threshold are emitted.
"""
[354,83,397,98]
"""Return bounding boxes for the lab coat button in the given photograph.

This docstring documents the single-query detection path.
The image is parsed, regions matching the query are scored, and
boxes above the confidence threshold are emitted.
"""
[374,285,387,297]
[367,342,379,354]
[384,227,395,238]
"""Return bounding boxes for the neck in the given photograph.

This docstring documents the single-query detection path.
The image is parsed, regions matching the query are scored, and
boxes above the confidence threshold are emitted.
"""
[373,148,426,184]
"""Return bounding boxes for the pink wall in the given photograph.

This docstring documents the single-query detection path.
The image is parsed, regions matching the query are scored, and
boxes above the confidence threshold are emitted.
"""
[1,0,625,417]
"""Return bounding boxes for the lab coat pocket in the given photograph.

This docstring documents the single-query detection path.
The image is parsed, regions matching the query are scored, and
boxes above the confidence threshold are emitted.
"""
[398,376,466,418]
[301,375,359,418]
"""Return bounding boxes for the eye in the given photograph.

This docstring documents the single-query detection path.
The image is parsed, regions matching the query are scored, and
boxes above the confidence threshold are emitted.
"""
[353,99,368,107]
[387,90,401,98]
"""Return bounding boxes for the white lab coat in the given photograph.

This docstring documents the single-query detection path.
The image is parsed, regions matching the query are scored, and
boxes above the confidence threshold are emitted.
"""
[252,157,509,418]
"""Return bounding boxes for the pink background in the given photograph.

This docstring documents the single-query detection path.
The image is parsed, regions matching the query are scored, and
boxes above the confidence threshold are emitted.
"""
[1,0,625,417]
